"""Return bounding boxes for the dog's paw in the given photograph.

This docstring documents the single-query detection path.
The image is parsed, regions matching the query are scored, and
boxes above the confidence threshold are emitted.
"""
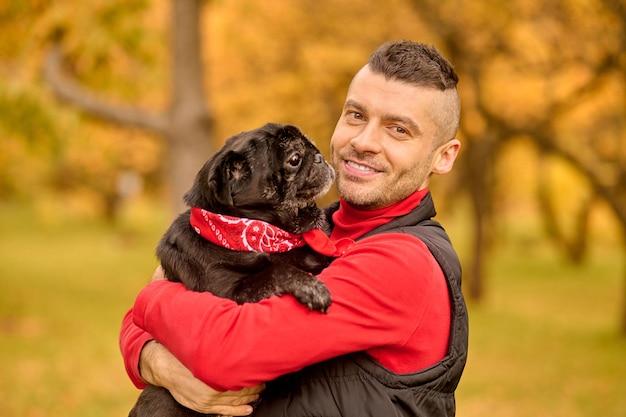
[293,278,332,313]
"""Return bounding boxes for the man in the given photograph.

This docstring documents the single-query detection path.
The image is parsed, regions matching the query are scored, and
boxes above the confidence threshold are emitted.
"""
[120,40,468,416]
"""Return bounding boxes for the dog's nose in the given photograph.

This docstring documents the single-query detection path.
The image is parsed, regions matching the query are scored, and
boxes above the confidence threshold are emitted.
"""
[315,153,324,164]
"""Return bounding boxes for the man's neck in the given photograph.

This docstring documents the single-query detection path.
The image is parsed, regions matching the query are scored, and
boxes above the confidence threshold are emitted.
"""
[330,189,429,241]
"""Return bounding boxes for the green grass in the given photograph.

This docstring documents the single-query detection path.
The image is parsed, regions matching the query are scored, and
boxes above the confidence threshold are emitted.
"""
[0,201,166,417]
[0,201,624,416]
[457,242,625,417]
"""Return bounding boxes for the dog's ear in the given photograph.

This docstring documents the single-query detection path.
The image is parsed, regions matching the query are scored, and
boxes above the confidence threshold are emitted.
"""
[210,150,251,207]
[183,158,213,208]
[183,146,252,210]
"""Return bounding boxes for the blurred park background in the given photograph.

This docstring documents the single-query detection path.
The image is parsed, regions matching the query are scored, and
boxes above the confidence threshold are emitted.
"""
[1,0,625,416]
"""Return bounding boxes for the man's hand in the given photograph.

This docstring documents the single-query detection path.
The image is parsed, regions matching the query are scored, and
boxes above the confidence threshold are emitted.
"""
[140,340,264,416]
[151,265,167,282]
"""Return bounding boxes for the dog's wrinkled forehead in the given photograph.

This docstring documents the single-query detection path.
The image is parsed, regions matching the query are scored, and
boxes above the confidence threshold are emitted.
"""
[252,123,307,145]
[229,123,313,160]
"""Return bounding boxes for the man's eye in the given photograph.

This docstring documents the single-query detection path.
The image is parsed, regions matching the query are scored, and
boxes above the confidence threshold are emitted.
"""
[345,110,364,121]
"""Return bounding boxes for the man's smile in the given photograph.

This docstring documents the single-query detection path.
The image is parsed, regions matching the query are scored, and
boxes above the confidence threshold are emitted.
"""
[346,160,377,172]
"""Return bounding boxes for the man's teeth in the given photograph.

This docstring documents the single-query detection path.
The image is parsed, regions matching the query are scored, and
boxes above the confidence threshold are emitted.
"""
[347,161,376,172]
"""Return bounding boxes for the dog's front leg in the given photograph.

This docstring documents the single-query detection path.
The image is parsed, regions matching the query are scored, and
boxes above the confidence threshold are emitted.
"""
[233,264,331,313]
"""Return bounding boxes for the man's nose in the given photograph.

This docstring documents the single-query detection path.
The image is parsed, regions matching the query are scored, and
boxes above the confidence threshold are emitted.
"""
[350,123,382,153]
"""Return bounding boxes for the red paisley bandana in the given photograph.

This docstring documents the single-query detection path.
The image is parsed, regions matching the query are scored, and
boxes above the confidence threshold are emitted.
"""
[190,207,353,257]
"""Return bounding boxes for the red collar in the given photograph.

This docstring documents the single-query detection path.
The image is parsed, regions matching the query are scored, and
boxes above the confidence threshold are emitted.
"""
[331,189,429,241]
[190,207,353,257]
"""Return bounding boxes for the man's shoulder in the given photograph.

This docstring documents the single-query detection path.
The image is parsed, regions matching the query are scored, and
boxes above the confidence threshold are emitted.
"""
[348,232,436,264]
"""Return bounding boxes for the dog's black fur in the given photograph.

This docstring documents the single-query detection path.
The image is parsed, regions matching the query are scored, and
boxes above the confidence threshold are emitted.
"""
[128,123,336,417]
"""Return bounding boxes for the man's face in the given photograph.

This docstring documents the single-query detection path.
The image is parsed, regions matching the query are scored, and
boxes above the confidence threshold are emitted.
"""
[330,66,458,210]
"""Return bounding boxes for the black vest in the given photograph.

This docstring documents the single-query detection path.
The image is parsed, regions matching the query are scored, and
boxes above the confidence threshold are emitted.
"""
[254,192,468,417]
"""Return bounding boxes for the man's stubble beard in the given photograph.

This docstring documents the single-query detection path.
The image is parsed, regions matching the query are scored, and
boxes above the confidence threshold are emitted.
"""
[333,149,435,210]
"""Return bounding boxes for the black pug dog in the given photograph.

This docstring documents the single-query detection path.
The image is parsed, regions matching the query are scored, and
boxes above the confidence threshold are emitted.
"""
[129,123,339,417]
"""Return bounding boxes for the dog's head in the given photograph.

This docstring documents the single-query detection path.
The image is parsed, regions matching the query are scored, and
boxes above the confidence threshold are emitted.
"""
[184,123,335,233]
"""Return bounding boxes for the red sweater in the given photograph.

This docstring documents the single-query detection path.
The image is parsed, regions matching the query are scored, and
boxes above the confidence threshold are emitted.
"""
[120,189,451,391]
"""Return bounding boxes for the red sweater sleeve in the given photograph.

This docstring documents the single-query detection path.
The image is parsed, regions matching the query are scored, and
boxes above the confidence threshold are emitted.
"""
[119,308,154,389]
[132,233,449,391]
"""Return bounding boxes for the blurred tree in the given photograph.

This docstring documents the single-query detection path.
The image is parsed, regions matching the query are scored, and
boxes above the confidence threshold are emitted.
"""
[0,85,62,201]
[410,0,626,331]
[0,0,166,218]
[43,0,211,215]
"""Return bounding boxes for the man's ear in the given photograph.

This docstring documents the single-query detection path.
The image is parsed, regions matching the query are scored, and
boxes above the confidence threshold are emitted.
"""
[432,139,461,175]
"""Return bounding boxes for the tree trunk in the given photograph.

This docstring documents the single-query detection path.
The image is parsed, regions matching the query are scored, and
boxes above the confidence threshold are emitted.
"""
[464,140,491,300]
[468,196,486,300]
[165,0,214,215]
[622,253,626,335]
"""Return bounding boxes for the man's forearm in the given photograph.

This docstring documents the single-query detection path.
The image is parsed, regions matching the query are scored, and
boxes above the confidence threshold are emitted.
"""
[138,340,163,386]
[137,340,263,416]
[139,340,199,390]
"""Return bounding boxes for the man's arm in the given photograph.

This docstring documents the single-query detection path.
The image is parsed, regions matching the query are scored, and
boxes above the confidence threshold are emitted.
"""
[120,309,264,415]
[131,234,439,390]
[140,340,264,416]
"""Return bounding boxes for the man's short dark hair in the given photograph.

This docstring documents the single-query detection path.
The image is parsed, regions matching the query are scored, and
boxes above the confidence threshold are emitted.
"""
[367,40,458,91]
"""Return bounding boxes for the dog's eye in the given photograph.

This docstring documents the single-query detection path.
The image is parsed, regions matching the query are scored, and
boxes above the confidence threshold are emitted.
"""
[287,153,302,168]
